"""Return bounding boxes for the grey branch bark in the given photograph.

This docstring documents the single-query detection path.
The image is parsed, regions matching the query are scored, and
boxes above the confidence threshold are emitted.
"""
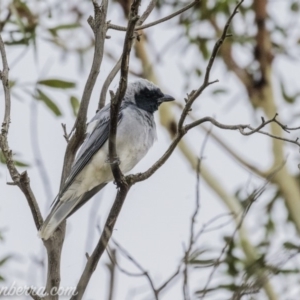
[0,34,43,230]
[98,0,159,110]
[71,1,141,299]
[42,1,110,299]
[108,0,199,31]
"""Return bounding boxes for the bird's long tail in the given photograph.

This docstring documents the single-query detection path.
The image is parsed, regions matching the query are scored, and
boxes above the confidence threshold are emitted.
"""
[38,183,107,240]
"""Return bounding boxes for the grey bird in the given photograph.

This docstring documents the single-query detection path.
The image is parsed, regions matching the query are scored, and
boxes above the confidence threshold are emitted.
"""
[39,79,174,240]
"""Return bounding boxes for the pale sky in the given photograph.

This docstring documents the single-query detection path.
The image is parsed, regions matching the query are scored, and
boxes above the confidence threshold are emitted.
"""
[1,0,300,299]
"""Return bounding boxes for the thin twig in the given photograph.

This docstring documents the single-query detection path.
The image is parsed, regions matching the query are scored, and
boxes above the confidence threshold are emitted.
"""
[98,0,159,110]
[0,34,43,230]
[112,240,159,300]
[106,249,116,300]
[128,113,300,185]
[178,0,244,131]
[61,123,70,143]
[98,56,122,110]
[185,115,300,147]
[108,0,199,31]
[0,10,11,32]
[199,170,279,299]
[137,0,158,25]
[125,0,245,185]
[183,125,212,300]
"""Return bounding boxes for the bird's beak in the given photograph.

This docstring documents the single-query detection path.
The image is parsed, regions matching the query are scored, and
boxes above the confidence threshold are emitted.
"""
[158,94,175,103]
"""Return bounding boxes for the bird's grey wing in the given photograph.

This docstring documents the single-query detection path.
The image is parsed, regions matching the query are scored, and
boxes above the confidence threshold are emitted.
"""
[52,104,123,208]
[39,105,123,240]
[65,112,122,194]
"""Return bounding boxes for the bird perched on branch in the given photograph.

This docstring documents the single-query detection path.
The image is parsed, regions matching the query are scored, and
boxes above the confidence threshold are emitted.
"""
[39,79,174,240]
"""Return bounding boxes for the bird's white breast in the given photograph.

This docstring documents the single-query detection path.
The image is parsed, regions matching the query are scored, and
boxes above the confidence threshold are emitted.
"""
[71,106,157,197]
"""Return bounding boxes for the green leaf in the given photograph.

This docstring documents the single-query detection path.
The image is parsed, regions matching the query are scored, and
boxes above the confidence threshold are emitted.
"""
[14,160,29,167]
[0,150,30,168]
[280,79,296,104]
[199,39,209,60]
[283,242,300,250]
[212,89,227,95]
[9,80,17,89]
[48,23,80,37]
[69,96,80,117]
[189,259,216,265]
[37,79,76,89]
[5,37,30,46]
[35,89,62,116]
[195,68,202,77]
[0,256,11,267]
[0,151,5,164]
[291,2,299,12]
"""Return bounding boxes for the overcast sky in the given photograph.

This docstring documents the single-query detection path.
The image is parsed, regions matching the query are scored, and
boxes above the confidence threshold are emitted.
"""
[1,0,300,299]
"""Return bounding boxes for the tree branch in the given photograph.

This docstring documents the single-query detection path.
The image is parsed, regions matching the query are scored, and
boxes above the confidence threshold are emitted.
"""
[112,240,159,300]
[109,239,181,299]
[178,0,244,131]
[71,188,130,300]
[108,0,199,32]
[98,0,159,110]
[108,0,140,184]
[183,125,212,300]
[71,2,141,298]
[42,1,110,299]
[98,56,122,110]
[127,113,300,185]
[105,249,116,300]
[0,34,43,230]
[61,0,109,185]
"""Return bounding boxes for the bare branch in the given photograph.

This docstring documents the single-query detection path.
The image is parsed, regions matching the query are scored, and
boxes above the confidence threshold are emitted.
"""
[127,112,300,185]
[43,1,110,299]
[71,189,130,299]
[109,239,181,299]
[185,115,300,147]
[178,0,244,130]
[60,0,109,185]
[72,3,141,298]
[156,265,181,294]
[199,162,286,300]
[112,240,159,300]
[108,0,140,184]
[98,56,122,110]
[0,34,43,230]
[106,249,116,300]
[183,125,212,300]
[0,10,11,32]
[106,246,144,277]
[137,0,158,25]
[61,123,70,143]
[98,0,159,110]
[108,0,199,32]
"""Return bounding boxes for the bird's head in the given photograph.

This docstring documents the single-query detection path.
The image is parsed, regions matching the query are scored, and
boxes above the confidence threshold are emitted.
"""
[124,79,175,114]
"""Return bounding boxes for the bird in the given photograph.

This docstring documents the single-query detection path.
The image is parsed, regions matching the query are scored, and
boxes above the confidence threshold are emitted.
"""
[39,79,174,240]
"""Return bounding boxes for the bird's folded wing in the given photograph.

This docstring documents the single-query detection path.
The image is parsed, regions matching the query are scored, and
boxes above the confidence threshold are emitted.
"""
[51,105,123,209]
